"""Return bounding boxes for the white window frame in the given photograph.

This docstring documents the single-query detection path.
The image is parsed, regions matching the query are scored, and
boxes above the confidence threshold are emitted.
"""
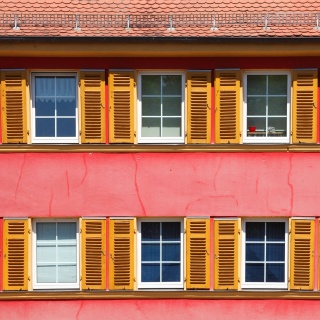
[137,218,184,289]
[137,71,185,144]
[241,218,288,289]
[31,72,79,144]
[32,219,80,290]
[243,71,291,144]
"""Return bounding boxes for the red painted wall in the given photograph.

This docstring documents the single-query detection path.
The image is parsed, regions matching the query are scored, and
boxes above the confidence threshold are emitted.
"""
[1,299,320,320]
[0,152,319,218]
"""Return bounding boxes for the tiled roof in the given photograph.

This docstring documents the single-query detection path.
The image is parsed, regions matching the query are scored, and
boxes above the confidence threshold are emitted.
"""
[0,0,319,38]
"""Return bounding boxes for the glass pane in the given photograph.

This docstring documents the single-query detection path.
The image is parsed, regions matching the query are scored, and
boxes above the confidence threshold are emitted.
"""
[266,222,285,241]
[142,243,160,261]
[163,244,180,261]
[162,222,180,240]
[57,222,76,241]
[247,75,266,95]
[246,243,264,261]
[58,265,77,283]
[246,222,265,241]
[141,118,161,137]
[141,97,161,116]
[56,98,76,116]
[36,118,55,137]
[37,245,56,263]
[162,118,181,137]
[268,118,287,135]
[37,222,56,241]
[266,263,285,282]
[37,266,56,283]
[56,77,76,97]
[268,97,287,116]
[35,98,55,116]
[141,222,160,241]
[142,75,161,95]
[57,118,76,137]
[162,75,181,95]
[35,77,55,97]
[245,263,264,282]
[162,263,180,282]
[141,263,160,282]
[266,243,285,261]
[163,97,181,116]
[268,75,287,95]
[247,117,266,133]
[247,97,266,116]
[57,245,77,263]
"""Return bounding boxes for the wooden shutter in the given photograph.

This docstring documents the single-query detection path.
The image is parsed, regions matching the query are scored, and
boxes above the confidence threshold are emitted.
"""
[80,70,106,143]
[290,219,314,290]
[3,219,28,290]
[186,218,210,289]
[292,70,317,143]
[214,219,238,290]
[187,71,211,144]
[1,70,27,143]
[109,71,135,143]
[109,219,134,290]
[81,219,106,290]
[215,70,240,143]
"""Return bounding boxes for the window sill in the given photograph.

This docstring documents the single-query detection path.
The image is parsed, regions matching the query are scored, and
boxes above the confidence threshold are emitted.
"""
[0,290,320,301]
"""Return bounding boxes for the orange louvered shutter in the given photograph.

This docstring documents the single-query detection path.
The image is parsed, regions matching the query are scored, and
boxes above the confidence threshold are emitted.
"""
[186,218,210,289]
[215,70,240,143]
[109,71,135,143]
[1,70,27,143]
[290,219,314,290]
[81,219,106,290]
[187,71,211,144]
[292,70,317,143]
[80,71,106,143]
[214,219,238,290]
[109,219,134,290]
[3,219,28,290]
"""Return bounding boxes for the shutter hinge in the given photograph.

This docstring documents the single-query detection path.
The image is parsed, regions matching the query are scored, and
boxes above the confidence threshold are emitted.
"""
[80,228,82,233]
[134,131,136,137]
[185,132,187,138]
[239,131,242,137]
[79,130,82,136]
[134,81,136,87]
[290,131,293,136]
[80,276,82,281]
[28,229,31,234]
[28,276,31,281]
[27,130,29,135]
[207,104,211,110]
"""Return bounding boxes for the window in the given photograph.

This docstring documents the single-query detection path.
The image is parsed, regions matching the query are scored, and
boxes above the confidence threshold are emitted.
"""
[244,71,291,143]
[31,73,78,143]
[137,219,183,289]
[138,72,185,143]
[32,219,79,289]
[241,219,288,289]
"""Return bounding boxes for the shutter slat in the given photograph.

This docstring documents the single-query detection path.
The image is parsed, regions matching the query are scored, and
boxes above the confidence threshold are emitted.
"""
[215,70,240,143]
[81,219,106,290]
[109,219,134,290]
[109,71,134,143]
[1,71,27,143]
[80,71,106,143]
[186,218,210,289]
[292,70,317,143]
[290,219,314,290]
[187,71,211,144]
[214,219,238,290]
[3,220,28,290]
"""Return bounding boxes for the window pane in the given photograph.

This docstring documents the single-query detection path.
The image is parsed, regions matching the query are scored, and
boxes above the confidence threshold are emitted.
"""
[141,222,160,240]
[246,243,264,261]
[142,75,161,95]
[56,98,76,116]
[141,118,161,137]
[267,118,287,135]
[162,222,180,240]
[163,243,180,261]
[266,263,285,282]
[162,75,181,95]
[247,117,266,133]
[37,245,56,263]
[142,243,160,261]
[266,243,285,261]
[266,222,285,241]
[163,97,181,116]
[37,222,56,241]
[162,263,180,282]
[162,118,181,137]
[35,77,55,96]
[245,263,264,282]
[247,97,266,116]
[141,263,160,282]
[247,75,266,95]
[57,245,77,263]
[246,222,265,241]
[57,118,76,137]
[142,97,161,116]
[58,265,77,283]
[268,75,287,95]
[56,77,76,97]
[37,266,56,283]
[58,222,77,241]
[36,118,55,137]
[35,98,55,116]
[268,97,287,116]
